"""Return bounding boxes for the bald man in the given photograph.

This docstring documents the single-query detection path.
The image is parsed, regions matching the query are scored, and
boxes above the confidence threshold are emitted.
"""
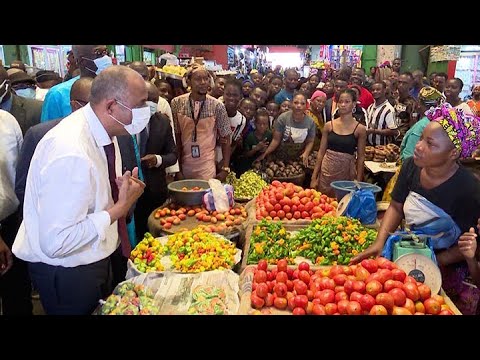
[128,61,149,80]
[15,77,95,211]
[13,66,146,314]
[41,45,112,122]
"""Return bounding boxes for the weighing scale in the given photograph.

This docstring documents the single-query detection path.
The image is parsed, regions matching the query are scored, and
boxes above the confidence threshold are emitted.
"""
[392,234,433,261]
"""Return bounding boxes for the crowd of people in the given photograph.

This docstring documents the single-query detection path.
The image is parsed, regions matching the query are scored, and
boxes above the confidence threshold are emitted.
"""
[1,48,480,315]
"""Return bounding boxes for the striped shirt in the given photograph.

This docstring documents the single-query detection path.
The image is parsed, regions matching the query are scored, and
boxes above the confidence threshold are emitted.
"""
[366,99,396,146]
[171,93,232,138]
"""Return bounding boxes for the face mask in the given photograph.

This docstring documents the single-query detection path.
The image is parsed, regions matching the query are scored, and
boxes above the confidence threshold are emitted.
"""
[0,80,9,103]
[146,101,158,116]
[15,87,36,99]
[110,100,151,135]
[85,55,113,76]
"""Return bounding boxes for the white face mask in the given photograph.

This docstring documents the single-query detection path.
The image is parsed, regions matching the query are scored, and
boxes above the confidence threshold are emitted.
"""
[146,101,158,116]
[84,55,113,76]
[0,80,9,103]
[15,87,36,99]
[110,99,150,135]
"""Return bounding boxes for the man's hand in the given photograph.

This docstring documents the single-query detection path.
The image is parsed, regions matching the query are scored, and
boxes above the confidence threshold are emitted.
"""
[116,169,145,209]
[366,129,375,135]
[0,236,13,275]
[301,152,309,167]
[141,154,158,168]
[458,227,478,260]
[216,170,228,182]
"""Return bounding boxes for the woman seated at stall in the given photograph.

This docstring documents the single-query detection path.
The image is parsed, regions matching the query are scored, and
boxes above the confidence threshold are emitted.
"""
[310,89,367,198]
[351,103,480,314]
[256,92,316,167]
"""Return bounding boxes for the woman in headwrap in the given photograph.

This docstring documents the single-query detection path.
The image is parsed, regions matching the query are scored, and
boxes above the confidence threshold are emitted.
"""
[400,86,445,160]
[242,79,254,98]
[466,83,480,116]
[306,90,327,150]
[352,103,480,314]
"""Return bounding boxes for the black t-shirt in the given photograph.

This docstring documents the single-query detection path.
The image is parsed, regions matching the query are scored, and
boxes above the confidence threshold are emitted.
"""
[391,157,480,233]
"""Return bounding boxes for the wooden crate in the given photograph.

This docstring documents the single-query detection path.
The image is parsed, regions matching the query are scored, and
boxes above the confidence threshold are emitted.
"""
[238,265,462,315]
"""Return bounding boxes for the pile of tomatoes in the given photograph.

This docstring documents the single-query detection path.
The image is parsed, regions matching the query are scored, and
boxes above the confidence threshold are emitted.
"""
[250,257,455,315]
[255,181,337,221]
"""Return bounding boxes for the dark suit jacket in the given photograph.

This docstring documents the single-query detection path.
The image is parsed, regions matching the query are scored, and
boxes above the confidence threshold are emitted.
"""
[117,112,177,197]
[9,94,43,136]
[324,97,333,122]
[15,119,62,212]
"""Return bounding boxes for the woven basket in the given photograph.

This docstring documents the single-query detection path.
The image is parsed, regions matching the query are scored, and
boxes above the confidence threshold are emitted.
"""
[271,172,305,186]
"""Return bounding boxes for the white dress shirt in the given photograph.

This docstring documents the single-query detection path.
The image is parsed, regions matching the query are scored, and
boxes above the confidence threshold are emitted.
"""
[13,104,121,267]
[0,110,23,221]
[157,97,179,173]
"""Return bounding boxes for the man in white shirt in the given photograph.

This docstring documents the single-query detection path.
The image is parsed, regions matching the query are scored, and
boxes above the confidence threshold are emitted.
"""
[12,66,147,315]
[0,109,32,315]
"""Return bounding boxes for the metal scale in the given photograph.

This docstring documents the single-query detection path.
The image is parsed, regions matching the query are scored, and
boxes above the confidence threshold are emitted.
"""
[393,233,442,294]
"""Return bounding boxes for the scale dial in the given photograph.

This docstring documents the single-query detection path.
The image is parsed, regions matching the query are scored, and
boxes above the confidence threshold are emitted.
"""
[394,253,442,295]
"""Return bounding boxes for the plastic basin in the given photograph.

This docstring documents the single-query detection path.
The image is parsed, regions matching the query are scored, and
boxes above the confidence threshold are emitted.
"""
[167,179,210,206]
[330,181,382,201]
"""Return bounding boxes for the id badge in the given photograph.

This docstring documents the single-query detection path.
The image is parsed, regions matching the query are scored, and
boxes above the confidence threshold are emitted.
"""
[191,145,200,158]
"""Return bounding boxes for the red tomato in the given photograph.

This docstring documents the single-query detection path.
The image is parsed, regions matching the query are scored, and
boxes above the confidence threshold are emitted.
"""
[319,289,335,305]
[335,291,349,303]
[337,300,350,315]
[365,280,383,297]
[439,309,454,315]
[277,259,288,272]
[294,281,308,295]
[287,296,296,311]
[298,261,310,272]
[347,301,362,315]
[273,297,288,310]
[292,307,306,315]
[334,285,345,293]
[294,295,309,309]
[404,298,416,314]
[301,211,310,219]
[424,298,441,315]
[417,284,431,301]
[349,291,363,303]
[274,204,282,212]
[324,303,338,315]
[369,304,388,315]
[254,270,267,284]
[333,274,348,286]
[274,283,288,298]
[266,271,275,282]
[320,277,336,291]
[383,280,398,293]
[286,280,294,292]
[344,280,354,295]
[388,288,407,307]
[276,271,288,284]
[361,259,378,274]
[375,293,395,312]
[312,303,327,315]
[355,266,370,282]
[391,306,412,315]
[391,268,407,282]
[264,293,274,307]
[403,282,420,302]
[298,270,311,284]
[359,294,376,312]
[251,293,265,309]
[352,280,366,294]
[256,283,269,299]
[257,259,268,272]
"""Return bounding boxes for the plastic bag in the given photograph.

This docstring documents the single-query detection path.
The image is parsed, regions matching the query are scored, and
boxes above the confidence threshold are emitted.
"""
[203,179,234,213]
[345,189,377,225]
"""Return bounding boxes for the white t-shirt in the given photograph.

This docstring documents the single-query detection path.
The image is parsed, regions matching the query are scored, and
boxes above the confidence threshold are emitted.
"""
[215,111,246,162]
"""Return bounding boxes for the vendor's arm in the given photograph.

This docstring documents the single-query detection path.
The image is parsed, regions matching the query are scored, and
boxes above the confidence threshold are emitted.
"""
[457,227,480,287]
[310,123,330,187]
[351,200,404,264]
[356,124,367,182]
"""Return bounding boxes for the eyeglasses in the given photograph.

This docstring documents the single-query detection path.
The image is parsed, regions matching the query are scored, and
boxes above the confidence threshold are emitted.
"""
[93,48,108,58]
[73,99,88,107]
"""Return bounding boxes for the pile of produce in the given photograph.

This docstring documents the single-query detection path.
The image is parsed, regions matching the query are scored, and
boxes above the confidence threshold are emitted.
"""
[247,220,292,265]
[226,170,268,200]
[247,217,376,266]
[130,233,165,273]
[291,217,377,265]
[307,151,317,169]
[160,65,187,76]
[365,144,400,162]
[249,258,456,315]
[187,285,228,315]
[153,203,247,234]
[165,229,238,273]
[99,283,159,315]
[255,181,337,221]
[254,159,304,179]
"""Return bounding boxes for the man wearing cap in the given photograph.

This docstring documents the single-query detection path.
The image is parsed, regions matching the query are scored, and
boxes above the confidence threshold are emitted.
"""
[171,64,232,181]
[0,66,43,135]
[41,45,111,122]
[9,70,38,99]
[35,70,62,101]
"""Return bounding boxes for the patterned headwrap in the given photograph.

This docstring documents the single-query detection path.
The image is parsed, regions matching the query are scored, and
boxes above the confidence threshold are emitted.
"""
[310,90,327,101]
[425,102,480,158]
[419,86,444,106]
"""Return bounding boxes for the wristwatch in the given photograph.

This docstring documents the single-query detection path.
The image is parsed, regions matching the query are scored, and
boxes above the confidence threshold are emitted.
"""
[221,166,231,173]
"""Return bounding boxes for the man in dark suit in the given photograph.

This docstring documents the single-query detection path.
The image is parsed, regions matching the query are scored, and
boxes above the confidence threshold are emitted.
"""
[0,66,43,135]
[118,81,177,240]
[15,77,94,211]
